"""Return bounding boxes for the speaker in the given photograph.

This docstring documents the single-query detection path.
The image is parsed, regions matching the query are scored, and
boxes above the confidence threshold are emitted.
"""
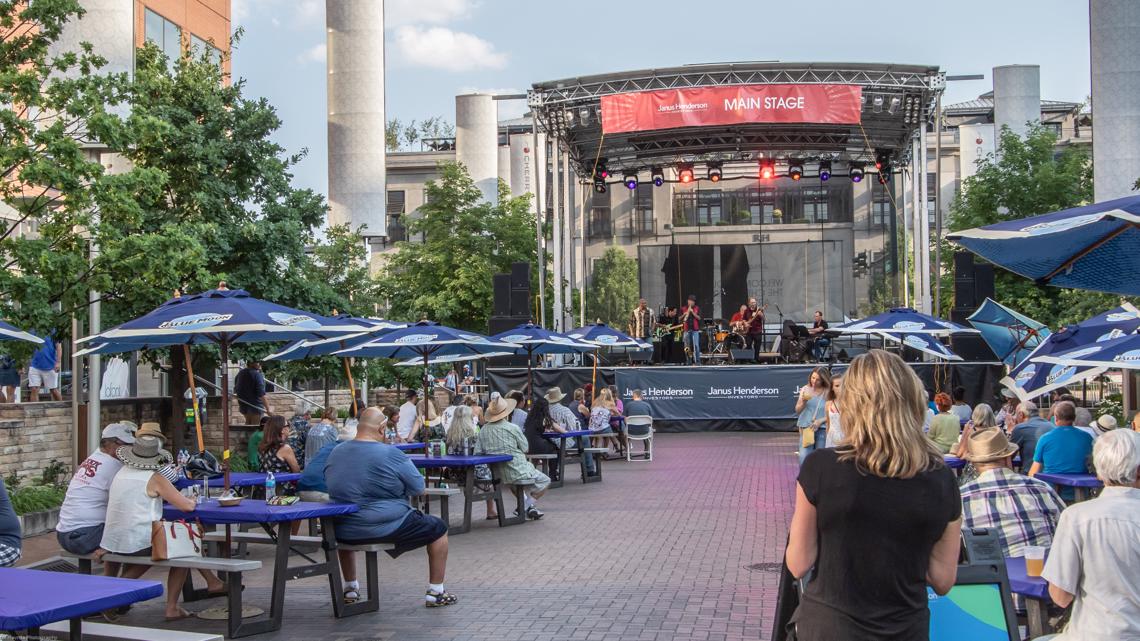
[626,349,654,363]
[510,289,530,318]
[488,315,529,336]
[954,278,977,310]
[973,264,995,303]
[951,334,998,362]
[510,262,530,289]
[953,251,975,280]
[493,274,511,316]
[730,349,754,363]
[950,309,971,326]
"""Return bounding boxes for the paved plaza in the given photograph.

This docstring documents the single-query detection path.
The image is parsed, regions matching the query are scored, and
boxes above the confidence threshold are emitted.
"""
[24,432,798,641]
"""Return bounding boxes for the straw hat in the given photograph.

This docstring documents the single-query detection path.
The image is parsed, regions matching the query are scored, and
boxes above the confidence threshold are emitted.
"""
[544,387,566,404]
[135,422,166,442]
[1093,414,1118,435]
[484,397,517,423]
[116,435,172,471]
[963,427,1019,463]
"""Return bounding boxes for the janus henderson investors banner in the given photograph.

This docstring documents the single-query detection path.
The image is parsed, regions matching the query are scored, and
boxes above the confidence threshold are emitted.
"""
[600,84,863,134]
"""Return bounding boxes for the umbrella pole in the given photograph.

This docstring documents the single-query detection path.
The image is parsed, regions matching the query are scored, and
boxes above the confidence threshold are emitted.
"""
[183,345,205,453]
[342,357,357,410]
[220,340,232,490]
[527,349,534,403]
[422,351,430,441]
[591,354,598,402]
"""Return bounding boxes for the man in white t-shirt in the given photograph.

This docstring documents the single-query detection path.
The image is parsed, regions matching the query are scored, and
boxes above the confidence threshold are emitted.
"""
[396,389,419,442]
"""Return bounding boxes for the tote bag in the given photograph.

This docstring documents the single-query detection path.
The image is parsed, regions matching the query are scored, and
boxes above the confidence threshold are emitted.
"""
[151,519,204,561]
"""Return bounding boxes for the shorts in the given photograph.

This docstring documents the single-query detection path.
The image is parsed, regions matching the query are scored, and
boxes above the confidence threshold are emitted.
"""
[298,490,330,503]
[527,471,551,494]
[0,369,19,387]
[28,367,58,389]
[338,510,447,559]
[57,524,105,555]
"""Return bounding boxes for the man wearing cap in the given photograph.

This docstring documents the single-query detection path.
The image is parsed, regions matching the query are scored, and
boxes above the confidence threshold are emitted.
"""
[680,294,702,365]
[477,396,550,520]
[995,388,1018,427]
[57,423,138,561]
[545,388,579,434]
[959,428,1066,559]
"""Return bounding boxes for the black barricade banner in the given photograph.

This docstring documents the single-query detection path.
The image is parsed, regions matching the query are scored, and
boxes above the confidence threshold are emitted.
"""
[613,366,818,420]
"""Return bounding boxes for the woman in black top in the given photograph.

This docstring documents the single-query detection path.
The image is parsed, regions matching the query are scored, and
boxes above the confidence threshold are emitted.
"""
[522,398,560,481]
[785,350,962,641]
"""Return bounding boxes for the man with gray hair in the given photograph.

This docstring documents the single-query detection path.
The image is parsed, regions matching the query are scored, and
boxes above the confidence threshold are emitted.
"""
[1029,401,1093,501]
[1040,429,1140,640]
[1009,401,1052,474]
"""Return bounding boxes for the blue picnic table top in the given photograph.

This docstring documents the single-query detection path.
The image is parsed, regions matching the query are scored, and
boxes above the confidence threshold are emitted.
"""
[0,567,163,631]
[395,442,426,451]
[1034,472,1102,488]
[1005,556,1049,600]
[943,455,965,469]
[544,430,591,438]
[163,498,358,525]
[173,471,301,490]
[405,453,512,469]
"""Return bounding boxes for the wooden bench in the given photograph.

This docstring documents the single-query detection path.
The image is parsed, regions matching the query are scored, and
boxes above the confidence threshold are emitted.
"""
[494,477,534,526]
[41,620,223,641]
[62,551,261,604]
[581,447,608,482]
[335,541,398,617]
[526,453,560,485]
[201,530,324,555]
[420,486,463,526]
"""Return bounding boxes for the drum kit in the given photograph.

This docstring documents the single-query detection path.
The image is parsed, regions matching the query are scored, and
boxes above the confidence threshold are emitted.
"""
[704,318,747,362]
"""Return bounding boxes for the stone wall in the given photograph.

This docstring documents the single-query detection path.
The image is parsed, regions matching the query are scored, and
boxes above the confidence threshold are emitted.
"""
[0,402,74,483]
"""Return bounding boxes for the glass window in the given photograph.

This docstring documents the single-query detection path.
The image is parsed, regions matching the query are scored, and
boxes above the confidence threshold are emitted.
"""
[386,190,405,215]
[803,187,829,223]
[632,184,654,235]
[144,9,163,46]
[588,191,611,238]
[190,34,222,66]
[145,9,183,62]
[871,181,893,228]
[696,190,723,225]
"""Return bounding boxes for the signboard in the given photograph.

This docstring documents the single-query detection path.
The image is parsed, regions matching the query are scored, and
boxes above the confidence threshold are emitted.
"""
[613,366,817,421]
[600,84,863,134]
[958,123,994,181]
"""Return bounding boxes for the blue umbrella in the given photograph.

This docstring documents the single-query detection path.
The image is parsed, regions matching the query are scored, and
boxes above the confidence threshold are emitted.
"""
[1034,332,1140,370]
[0,320,43,344]
[831,308,977,335]
[948,194,1140,296]
[877,332,963,361]
[264,317,407,361]
[565,322,644,347]
[491,322,598,397]
[967,298,1051,367]
[1003,303,1140,401]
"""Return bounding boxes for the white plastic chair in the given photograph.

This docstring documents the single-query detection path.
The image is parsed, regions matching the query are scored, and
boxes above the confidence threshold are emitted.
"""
[625,415,654,461]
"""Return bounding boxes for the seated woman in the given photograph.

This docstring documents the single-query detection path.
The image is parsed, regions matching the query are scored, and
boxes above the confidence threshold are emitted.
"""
[522,398,561,482]
[260,415,300,495]
[98,435,199,621]
[927,392,961,454]
[462,394,484,426]
[443,406,497,520]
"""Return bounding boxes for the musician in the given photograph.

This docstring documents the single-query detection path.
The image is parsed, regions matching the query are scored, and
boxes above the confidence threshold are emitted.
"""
[656,306,679,364]
[807,310,830,361]
[628,298,654,341]
[729,304,749,332]
[745,297,766,359]
[680,294,702,365]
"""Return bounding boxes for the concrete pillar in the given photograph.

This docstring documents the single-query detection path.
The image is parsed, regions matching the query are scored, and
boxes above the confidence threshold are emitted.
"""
[1090,0,1140,201]
[958,123,996,181]
[509,132,547,204]
[327,0,387,236]
[455,94,499,203]
[497,144,512,194]
[992,65,1041,139]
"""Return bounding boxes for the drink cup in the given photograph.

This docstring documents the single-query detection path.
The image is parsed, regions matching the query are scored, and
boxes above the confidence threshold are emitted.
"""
[1024,546,1046,577]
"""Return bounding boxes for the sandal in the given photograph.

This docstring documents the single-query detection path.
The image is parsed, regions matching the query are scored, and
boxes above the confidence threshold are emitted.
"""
[425,590,458,607]
[343,587,360,604]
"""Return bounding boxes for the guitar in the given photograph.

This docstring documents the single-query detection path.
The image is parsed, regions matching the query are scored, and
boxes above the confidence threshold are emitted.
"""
[653,323,684,340]
[745,304,769,333]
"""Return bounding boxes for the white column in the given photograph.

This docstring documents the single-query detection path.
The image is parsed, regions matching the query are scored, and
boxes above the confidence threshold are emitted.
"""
[1090,0,1140,201]
[919,121,931,314]
[992,65,1041,139]
[455,94,499,203]
[551,149,563,331]
[563,152,574,331]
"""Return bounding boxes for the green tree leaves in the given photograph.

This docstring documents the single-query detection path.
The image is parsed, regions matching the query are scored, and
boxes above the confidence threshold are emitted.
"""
[585,248,638,329]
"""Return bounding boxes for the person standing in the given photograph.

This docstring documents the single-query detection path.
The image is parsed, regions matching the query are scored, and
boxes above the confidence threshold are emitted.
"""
[823,376,844,448]
[746,298,766,359]
[233,361,270,425]
[628,299,655,342]
[0,353,19,403]
[795,367,832,464]
[27,333,62,402]
[395,389,419,442]
[680,295,702,365]
[656,306,679,364]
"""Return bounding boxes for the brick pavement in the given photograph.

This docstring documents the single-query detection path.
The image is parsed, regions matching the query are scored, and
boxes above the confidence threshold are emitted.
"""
[26,432,799,641]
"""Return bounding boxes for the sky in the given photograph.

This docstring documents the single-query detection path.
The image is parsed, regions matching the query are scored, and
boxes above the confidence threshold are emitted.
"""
[230,0,1093,196]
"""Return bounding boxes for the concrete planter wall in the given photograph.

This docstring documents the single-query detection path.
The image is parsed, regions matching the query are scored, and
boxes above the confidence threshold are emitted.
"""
[19,507,60,537]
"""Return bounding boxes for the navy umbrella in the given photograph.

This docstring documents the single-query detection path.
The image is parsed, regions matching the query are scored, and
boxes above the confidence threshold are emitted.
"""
[831,308,977,335]
[491,322,597,398]
[948,194,1140,296]
[967,298,1050,367]
[0,320,44,344]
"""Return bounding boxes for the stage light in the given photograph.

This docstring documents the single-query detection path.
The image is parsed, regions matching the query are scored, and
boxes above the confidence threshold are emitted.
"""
[849,162,865,183]
[677,164,695,184]
[759,159,776,180]
[593,177,607,193]
[651,167,665,187]
[887,96,901,115]
[579,107,591,123]
[788,161,804,181]
[707,163,722,183]
[818,160,832,181]
[875,150,892,184]
[872,95,884,113]
[623,173,638,190]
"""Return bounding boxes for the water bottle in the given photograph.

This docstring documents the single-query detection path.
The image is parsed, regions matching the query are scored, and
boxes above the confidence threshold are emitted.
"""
[176,449,188,479]
[265,470,277,499]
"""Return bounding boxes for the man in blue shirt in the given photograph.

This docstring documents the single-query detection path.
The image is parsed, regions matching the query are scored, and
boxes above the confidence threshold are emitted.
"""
[1030,401,1094,501]
[28,334,62,402]
[1009,401,1053,474]
[296,419,356,502]
[325,407,456,608]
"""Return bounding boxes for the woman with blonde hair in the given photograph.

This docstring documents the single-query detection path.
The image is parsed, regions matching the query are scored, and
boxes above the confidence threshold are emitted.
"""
[416,397,442,440]
[823,375,844,448]
[794,367,832,464]
[951,403,997,458]
[785,350,962,641]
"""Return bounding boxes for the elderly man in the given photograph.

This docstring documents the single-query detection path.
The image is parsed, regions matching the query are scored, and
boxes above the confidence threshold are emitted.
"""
[326,407,455,607]
[1029,401,1093,501]
[959,428,1065,557]
[1009,401,1053,474]
[628,298,654,341]
[477,396,549,520]
[1040,429,1140,640]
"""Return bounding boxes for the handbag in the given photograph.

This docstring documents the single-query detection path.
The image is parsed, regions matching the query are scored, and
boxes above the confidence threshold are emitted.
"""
[151,519,203,561]
[800,397,824,448]
[185,450,222,479]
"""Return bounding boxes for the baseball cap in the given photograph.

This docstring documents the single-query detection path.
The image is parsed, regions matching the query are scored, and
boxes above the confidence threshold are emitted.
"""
[101,422,136,444]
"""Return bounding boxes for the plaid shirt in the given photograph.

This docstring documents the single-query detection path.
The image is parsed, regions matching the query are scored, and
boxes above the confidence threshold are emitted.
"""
[476,419,540,484]
[0,543,19,567]
[960,467,1066,557]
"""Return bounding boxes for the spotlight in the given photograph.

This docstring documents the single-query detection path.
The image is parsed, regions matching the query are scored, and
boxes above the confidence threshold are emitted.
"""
[707,163,722,183]
[759,159,776,180]
[593,177,607,194]
[887,96,901,115]
[623,173,638,190]
[677,164,695,184]
[872,95,884,113]
[875,150,892,183]
[788,160,804,181]
[651,167,665,187]
[818,160,832,181]
[579,107,591,123]
[849,162,865,183]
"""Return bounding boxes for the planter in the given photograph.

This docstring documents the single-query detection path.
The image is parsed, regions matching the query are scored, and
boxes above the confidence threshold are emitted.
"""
[18,507,60,537]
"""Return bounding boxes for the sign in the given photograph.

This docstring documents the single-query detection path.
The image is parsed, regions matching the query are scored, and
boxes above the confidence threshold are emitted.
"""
[613,366,816,421]
[600,84,863,134]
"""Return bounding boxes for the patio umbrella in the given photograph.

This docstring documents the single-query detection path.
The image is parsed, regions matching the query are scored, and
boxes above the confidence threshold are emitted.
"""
[394,351,515,366]
[76,288,362,485]
[1001,303,1140,402]
[967,298,1050,367]
[1033,332,1140,370]
[565,322,645,346]
[876,332,963,361]
[491,322,598,399]
[831,308,978,335]
[947,194,1140,296]
[0,320,44,344]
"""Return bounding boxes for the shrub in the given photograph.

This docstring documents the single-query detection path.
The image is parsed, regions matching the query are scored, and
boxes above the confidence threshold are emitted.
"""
[11,484,66,515]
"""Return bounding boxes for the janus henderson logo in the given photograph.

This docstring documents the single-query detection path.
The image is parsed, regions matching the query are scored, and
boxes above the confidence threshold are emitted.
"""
[158,313,233,330]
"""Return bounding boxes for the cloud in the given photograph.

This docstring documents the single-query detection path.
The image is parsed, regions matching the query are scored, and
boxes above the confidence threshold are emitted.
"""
[297,43,326,65]
[233,0,321,28]
[386,0,476,27]
[391,25,506,72]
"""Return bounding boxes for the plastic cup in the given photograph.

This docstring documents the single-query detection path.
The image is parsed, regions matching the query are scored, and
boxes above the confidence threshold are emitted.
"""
[1024,546,1046,577]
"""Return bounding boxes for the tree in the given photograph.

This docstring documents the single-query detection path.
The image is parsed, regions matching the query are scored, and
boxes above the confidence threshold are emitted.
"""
[946,124,1133,325]
[384,116,455,152]
[377,162,535,331]
[585,248,639,329]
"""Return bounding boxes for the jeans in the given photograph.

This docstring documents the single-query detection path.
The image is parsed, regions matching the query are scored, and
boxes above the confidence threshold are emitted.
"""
[798,426,827,464]
[584,426,612,474]
[684,330,702,364]
[812,337,831,361]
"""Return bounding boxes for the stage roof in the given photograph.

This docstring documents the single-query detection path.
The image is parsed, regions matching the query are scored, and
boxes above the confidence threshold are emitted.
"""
[529,61,944,179]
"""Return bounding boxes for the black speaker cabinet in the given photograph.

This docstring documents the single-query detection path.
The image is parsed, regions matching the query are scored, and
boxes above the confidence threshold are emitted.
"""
[951,334,998,362]
[510,262,530,289]
[509,289,530,318]
[973,264,995,303]
[730,348,754,363]
[953,251,975,280]
[492,274,511,316]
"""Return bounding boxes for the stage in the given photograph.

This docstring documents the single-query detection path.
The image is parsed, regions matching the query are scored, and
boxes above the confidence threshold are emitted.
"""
[486,361,1005,432]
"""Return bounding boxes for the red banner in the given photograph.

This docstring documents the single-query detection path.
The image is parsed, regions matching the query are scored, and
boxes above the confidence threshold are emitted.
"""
[600,84,862,134]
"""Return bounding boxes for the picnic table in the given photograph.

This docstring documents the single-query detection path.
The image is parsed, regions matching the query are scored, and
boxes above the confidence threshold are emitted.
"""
[406,453,512,534]
[0,567,162,638]
[543,429,594,486]
[1006,556,1054,639]
[1034,472,1102,502]
[162,499,359,638]
[174,472,301,490]
[395,442,426,452]
[943,455,965,470]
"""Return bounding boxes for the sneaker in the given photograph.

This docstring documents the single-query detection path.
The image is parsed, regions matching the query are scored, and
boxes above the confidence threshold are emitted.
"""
[526,506,544,520]
[425,589,458,608]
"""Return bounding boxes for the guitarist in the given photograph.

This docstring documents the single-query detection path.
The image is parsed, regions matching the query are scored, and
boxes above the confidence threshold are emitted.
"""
[746,297,767,360]
[680,294,702,365]
[655,306,680,364]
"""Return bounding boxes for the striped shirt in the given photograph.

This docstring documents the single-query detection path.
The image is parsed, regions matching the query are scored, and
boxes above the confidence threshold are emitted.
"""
[960,467,1066,557]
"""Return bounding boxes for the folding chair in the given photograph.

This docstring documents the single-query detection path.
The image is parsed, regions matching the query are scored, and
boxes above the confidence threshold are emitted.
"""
[624,415,654,461]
